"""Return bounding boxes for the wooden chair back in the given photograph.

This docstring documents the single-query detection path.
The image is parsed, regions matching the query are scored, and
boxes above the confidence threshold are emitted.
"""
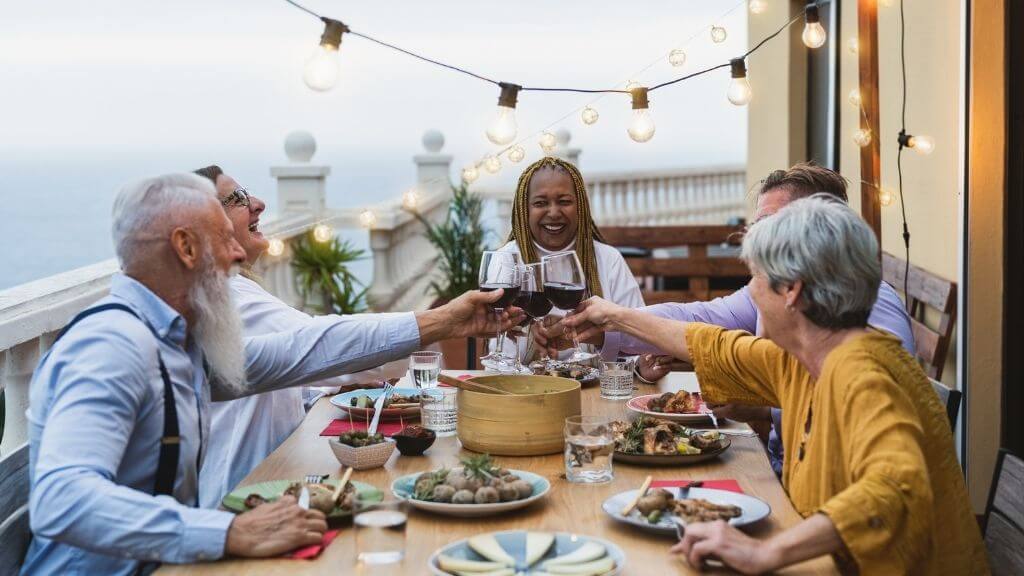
[601,225,748,304]
[984,449,1024,575]
[881,252,957,380]
[929,377,962,430]
[0,444,30,576]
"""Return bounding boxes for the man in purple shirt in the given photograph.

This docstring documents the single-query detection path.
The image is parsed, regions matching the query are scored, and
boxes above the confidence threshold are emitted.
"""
[542,163,915,475]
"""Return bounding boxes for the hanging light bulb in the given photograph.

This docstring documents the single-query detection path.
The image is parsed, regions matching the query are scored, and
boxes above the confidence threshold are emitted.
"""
[848,38,859,54]
[303,18,348,92]
[626,87,656,143]
[853,128,872,147]
[879,188,895,207]
[581,106,599,125]
[802,5,827,49]
[899,130,935,155]
[462,165,479,183]
[313,223,333,242]
[749,0,768,14]
[711,26,728,43]
[848,88,862,108]
[539,131,557,153]
[485,82,522,145]
[402,187,420,210]
[508,145,526,163]
[727,58,752,106]
[668,49,687,67]
[358,209,377,229]
[267,238,285,257]
[484,155,501,174]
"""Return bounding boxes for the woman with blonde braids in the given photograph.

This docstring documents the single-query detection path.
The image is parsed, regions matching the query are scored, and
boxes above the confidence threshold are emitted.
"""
[493,156,643,361]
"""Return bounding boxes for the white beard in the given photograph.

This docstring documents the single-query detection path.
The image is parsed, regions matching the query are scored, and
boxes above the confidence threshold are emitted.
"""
[190,260,247,395]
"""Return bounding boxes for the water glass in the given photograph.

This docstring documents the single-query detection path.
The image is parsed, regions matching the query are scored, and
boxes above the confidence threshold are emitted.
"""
[354,498,408,566]
[408,351,442,390]
[563,415,614,483]
[599,360,634,400]
[420,387,458,437]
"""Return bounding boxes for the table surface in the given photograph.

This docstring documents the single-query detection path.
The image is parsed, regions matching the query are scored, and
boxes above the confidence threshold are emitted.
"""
[158,372,837,575]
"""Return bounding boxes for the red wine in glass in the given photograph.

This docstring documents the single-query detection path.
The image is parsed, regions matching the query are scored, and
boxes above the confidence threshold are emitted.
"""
[517,291,554,319]
[543,282,586,310]
[480,283,520,309]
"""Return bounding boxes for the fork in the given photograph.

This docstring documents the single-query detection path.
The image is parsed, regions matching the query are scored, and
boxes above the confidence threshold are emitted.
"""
[367,382,394,436]
[304,473,328,484]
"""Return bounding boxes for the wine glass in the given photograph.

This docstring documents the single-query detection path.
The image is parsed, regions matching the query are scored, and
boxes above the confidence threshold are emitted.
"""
[478,251,522,370]
[515,262,553,365]
[541,251,595,362]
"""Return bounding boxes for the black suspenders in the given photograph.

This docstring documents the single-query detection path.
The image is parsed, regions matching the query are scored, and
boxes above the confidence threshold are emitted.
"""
[54,303,181,497]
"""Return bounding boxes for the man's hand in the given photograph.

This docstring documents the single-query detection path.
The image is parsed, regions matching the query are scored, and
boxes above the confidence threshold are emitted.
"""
[705,404,772,423]
[636,354,692,383]
[670,520,778,574]
[225,495,327,558]
[416,289,524,344]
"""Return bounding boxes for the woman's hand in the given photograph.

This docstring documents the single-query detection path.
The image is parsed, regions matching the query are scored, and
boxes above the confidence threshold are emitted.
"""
[636,354,691,383]
[670,520,778,574]
[561,297,627,343]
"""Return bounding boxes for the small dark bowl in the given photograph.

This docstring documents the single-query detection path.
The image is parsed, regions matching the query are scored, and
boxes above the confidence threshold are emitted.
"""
[392,428,437,456]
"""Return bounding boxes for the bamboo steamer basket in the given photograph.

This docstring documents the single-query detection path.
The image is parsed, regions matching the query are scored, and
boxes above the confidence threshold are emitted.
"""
[456,375,582,456]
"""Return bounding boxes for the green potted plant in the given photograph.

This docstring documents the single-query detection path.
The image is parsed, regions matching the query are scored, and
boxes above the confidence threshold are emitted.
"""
[412,183,490,368]
[290,231,369,315]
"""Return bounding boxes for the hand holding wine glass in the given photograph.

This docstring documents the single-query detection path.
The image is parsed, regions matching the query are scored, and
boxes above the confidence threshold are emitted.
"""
[478,251,522,370]
[540,251,595,362]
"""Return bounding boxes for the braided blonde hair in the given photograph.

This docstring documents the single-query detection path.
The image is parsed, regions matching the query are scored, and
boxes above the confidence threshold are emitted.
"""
[508,156,605,298]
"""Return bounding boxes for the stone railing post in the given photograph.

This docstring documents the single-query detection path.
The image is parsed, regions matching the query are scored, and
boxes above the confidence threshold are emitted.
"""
[414,129,453,196]
[271,131,330,214]
[1,339,39,453]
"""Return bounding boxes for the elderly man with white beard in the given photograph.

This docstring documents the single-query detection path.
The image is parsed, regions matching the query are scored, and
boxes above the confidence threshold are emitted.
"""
[21,173,516,575]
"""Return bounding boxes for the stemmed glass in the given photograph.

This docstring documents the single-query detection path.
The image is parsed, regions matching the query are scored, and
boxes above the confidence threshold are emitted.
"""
[478,251,522,370]
[541,251,595,362]
[515,262,553,363]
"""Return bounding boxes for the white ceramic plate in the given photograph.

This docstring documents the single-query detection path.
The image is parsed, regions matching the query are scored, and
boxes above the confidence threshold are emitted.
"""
[428,529,626,575]
[392,469,550,517]
[601,487,771,535]
[330,386,421,421]
[626,394,715,423]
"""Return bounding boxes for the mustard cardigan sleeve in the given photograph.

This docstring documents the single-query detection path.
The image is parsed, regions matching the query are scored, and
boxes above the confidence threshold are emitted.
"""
[684,322,795,407]
[818,369,934,573]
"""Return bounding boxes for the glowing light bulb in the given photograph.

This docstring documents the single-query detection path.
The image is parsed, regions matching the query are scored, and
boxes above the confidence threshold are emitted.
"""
[749,0,767,14]
[627,87,655,143]
[485,83,521,145]
[581,106,599,125]
[879,188,895,207]
[312,223,332,242]
[402,188,420,210]
[358,209,377,229]
[848,89,862,108]
[727,58,752,106]
[711,26,727,43]
[267,238,285,257]
[462,165,479,183]
[484,155,501,174]
[539,132,557,153]
[508,145,526,163]
[908,135,935,155]
[303,19,347,92]
[853,128,872,147]
[668,49,687,67]
[848,38,859,54]
[802,5,827,49]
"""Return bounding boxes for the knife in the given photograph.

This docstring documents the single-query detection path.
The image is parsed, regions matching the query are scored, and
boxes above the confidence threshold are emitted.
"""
[297,486,310,511]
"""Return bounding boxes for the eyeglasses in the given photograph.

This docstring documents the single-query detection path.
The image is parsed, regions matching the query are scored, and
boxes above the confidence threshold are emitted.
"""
[221,188,251,208]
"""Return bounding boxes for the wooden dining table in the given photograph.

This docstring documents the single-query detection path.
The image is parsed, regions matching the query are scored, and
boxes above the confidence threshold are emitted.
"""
[158,371,838,575]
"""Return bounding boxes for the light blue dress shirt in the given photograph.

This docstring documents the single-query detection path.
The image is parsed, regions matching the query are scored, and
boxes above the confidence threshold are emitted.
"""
[22,274,420,575]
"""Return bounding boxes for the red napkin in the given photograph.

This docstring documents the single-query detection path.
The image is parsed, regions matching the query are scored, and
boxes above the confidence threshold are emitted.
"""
[649,479,743,494]
[320,420,406,437]
[286,529,339,559]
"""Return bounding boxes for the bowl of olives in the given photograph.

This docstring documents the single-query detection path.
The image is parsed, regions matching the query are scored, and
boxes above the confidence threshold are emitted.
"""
[329,431,396,470]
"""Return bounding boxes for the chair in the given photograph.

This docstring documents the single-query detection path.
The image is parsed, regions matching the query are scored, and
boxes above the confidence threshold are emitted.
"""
[983,449,1024,575]
[881,252,957,380]
[929,377,962,430]
[0,443,30,576]
[602,225,748,304]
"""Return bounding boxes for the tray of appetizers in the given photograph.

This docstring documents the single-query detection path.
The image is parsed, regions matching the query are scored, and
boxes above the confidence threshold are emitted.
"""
[611,418,730,465]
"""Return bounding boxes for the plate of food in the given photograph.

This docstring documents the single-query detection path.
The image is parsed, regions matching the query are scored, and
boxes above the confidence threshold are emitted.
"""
[626,390,715,423]
[222,478,383,519]
[330,386,421,421]
[611,417,730,465]
[428,530,625,575]
[528,359,600,387]
[602,487,770,536]
[392,454,550,518]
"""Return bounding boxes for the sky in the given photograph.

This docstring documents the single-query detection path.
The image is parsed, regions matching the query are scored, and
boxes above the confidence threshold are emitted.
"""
[0,0,749,290]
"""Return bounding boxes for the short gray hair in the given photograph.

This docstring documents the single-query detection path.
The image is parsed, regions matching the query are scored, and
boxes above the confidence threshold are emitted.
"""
[111,173,217,269]
[741,194,880,330]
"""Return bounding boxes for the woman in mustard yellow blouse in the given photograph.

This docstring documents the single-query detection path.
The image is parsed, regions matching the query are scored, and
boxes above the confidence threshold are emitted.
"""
[565,195,988,575]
